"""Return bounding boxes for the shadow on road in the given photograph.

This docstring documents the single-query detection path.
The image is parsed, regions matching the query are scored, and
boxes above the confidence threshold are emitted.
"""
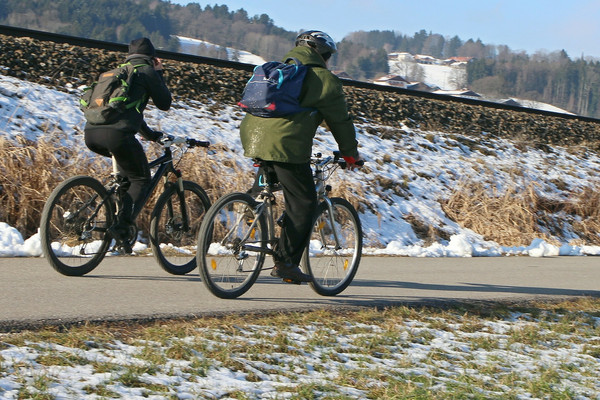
[349,279,600,298]
[80,274,600,299]
[82,274,203,282]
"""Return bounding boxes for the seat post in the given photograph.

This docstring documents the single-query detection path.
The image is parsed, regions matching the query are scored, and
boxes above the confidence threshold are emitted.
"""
[111,156,119,176]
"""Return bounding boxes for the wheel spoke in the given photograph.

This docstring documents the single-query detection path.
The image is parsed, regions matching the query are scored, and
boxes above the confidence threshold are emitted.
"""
[303,198,362,296]
[40,176,113,276]
[151,182,210,275]
[197,193,265,299]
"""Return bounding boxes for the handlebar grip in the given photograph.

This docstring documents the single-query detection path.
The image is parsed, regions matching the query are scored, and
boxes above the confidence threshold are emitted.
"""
[187,139,210,148]
[338,159,365,169]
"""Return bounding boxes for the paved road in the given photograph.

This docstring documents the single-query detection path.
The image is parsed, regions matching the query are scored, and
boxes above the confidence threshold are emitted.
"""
[1,256,598,331]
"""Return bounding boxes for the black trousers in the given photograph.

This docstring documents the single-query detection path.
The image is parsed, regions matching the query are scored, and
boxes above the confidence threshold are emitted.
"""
[251,161,317,267]
[84,128,151,223]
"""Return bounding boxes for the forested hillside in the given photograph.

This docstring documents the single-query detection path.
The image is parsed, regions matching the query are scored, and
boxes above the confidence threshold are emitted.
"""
[2,0,600,118]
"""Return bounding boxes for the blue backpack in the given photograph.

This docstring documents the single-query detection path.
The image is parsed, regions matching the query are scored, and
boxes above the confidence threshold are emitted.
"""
[238,57,313,117]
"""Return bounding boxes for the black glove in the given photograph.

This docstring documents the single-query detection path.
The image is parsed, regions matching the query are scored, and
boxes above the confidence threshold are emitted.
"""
[150,131,163,142]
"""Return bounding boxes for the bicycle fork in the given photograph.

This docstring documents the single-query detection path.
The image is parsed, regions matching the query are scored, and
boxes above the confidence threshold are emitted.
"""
[163,172,191,236]
[320,197,343,251]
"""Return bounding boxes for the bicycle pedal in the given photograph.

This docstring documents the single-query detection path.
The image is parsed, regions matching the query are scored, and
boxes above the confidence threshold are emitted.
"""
[282,278,302,285]
[110,238,133,254]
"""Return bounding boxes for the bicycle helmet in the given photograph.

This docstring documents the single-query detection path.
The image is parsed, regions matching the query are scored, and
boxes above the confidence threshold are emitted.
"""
[295,30,337,61]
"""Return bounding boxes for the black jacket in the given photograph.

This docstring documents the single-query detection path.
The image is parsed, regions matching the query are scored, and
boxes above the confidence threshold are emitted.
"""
[85,55,171,140]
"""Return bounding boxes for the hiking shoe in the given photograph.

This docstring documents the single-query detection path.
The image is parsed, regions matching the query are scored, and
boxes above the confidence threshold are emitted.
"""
[270,263,312,283]
[108,223,133,254]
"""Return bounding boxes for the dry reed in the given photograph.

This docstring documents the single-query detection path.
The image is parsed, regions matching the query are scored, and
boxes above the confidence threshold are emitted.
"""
[0,135,108,236]
[442,181,600,246]
[0,135,254,239]
[5,134,600,248]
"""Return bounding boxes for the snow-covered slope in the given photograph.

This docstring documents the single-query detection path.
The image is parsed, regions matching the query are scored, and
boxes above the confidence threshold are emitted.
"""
[177,36,266,65]
[1,73,599,257]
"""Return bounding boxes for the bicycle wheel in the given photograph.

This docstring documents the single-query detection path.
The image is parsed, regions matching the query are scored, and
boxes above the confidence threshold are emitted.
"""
[150,180,211,275]
[40,176,115,276]
[197,193,267,299]
[302,197,362,296]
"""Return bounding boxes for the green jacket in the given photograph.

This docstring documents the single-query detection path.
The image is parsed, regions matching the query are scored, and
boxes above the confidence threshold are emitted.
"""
[240,46,359,164]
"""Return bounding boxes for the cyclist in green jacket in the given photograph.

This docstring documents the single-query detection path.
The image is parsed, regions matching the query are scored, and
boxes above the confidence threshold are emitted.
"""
[240,30,361,283]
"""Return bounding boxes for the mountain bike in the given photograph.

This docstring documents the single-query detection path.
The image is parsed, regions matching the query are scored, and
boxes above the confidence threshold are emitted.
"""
[196,151,363,299]
[40,135,211,277]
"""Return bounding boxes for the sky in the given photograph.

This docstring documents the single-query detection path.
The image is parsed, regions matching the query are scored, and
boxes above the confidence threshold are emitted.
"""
[170,0,600,59]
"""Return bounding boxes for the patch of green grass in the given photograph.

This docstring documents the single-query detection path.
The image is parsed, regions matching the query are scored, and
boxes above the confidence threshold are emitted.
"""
[506,323,545,347]
[286,382,341,399]
[138,343,167,365]
[583,344,600,358]
[165,340,195,360]
[2,298,600,399]
[185,356,213,377]
[90,359,121,374]
[16,373,56,400]
[468,334,502,351]
[115,363,160,387]
[35,350,90,367]
[526,367,573,399]
[82,383,120,398]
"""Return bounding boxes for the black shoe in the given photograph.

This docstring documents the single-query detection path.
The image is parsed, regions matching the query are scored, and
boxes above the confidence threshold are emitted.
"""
[270,264,312,283]
[108,223,133,254]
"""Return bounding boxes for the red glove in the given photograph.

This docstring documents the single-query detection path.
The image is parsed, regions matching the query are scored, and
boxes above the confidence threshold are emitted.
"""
[342,155,363,170]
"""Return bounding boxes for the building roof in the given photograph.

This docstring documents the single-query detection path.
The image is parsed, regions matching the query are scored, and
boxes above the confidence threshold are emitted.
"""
[434,89,482,98]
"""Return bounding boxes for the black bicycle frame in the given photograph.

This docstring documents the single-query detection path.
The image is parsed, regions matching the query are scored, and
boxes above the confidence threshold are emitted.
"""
[94,146,191,234]
[129,146,187,228]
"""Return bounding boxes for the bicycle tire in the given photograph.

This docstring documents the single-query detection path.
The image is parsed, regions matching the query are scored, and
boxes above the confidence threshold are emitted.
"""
[40,175,115,276]
[150,180,211,275]
[302,197,362,296]
[197,192,267,299]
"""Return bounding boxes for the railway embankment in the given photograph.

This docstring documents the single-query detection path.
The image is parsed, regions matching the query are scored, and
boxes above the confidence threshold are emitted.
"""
[1,32,599,150]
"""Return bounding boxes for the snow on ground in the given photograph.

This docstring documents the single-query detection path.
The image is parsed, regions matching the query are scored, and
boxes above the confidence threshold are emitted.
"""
[177,36,266,65]
[1,73,600,258]
[1,306,599,399]
[388,58,573,114]
[389,58,467,91]
[2,67,600,400]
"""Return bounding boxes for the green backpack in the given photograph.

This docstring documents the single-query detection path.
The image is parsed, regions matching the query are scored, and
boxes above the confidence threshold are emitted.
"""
[80,62,147,125]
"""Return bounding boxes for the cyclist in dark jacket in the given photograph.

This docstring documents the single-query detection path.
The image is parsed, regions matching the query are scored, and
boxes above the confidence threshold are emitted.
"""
[240,30,361,282]
[84,37,172,252]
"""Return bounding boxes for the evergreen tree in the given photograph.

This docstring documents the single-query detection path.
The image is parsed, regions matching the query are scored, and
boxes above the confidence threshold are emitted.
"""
[2,0,600,117]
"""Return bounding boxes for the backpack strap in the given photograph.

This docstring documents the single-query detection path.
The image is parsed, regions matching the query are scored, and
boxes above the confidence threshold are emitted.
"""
[128,63,150,113]
[284,57,302,65]
[278,57,303,87]
[109,62,149,113]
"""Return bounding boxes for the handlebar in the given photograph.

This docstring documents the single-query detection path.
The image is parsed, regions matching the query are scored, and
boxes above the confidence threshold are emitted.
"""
[160,134,210,149]
[317,151,365,169]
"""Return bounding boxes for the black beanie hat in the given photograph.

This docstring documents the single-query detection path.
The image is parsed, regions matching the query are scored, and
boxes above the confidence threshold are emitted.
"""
[128,37,156,57]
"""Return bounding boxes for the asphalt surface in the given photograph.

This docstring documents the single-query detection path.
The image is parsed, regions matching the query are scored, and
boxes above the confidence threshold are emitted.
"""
[1,256,598,331]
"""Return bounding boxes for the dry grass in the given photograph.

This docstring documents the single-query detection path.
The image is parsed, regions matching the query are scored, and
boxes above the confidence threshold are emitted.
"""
[4,134,600,247]
[442,182,543,246]
[0,135,108,236]
[560,186,600,243]
[0,136,252,238]
[442,181,600,246]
